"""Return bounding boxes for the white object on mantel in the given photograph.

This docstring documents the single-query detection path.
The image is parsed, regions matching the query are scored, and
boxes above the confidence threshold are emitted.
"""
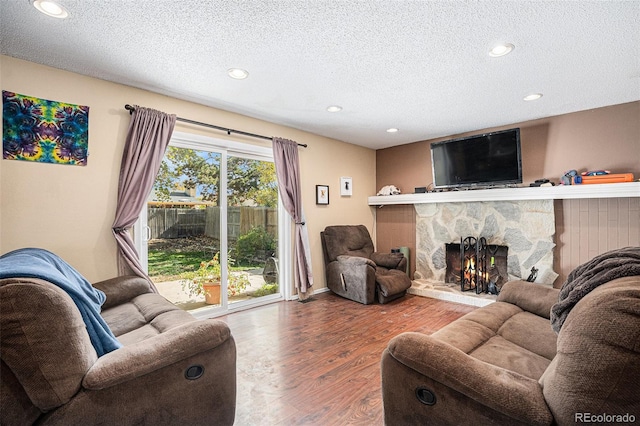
[377,185,401,196]
[368,182,640,205]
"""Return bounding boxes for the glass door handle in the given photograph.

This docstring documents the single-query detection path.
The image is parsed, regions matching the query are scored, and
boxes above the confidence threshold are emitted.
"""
[144,225,151,242]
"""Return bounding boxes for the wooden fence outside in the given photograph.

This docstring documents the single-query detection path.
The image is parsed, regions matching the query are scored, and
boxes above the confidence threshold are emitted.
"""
[148,206,277,240]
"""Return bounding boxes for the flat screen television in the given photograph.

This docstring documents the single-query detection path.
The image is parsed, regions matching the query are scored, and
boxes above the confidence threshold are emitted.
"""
[430,128,522,189]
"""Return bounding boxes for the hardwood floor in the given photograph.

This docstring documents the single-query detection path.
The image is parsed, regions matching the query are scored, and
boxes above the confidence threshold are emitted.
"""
[219,292,476,425]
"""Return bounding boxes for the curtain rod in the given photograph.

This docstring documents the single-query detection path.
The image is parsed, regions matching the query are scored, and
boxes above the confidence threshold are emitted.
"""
[124,104,307,148]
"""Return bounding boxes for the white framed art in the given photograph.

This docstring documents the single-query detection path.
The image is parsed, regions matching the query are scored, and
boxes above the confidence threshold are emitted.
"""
[340,177,352,196]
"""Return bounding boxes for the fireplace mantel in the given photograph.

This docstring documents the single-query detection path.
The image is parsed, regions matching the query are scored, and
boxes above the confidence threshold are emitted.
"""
[368,182,640,206]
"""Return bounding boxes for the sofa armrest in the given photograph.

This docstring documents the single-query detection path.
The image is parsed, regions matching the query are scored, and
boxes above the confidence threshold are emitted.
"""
[83,319,231,390]
[386,332,553,425]
[370,252,406,270]
[332,256,377,293]
[497,280,560,319]
[336,255,377,269]
[92,276,153,309]
[326,256,377,304]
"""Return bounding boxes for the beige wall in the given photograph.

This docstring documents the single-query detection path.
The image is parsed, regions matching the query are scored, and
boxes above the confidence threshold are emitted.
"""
[0,56,376,290]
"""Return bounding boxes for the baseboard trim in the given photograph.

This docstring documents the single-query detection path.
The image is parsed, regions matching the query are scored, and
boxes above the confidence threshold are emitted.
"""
[288,286,330,301]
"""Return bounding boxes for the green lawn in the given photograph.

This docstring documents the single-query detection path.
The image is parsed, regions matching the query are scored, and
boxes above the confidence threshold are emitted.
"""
[148,250,205,282]
[148,250,260,282]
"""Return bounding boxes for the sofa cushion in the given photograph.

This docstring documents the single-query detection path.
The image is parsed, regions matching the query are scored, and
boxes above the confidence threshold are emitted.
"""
[497,311,556,360]
[93,276,152,309]
[101,302,148,337]
[376,269,411,297]
[102,293,197,344]
[117,311,197,346]
[469,335,551,380]
[432,302,522,352]
[432,301,557,380]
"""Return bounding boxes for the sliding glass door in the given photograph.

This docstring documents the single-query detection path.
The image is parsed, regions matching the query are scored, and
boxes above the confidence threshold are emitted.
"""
[135,132,285,316]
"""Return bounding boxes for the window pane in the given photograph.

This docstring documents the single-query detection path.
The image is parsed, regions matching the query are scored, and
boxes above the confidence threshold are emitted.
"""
[149,146,223,310]
[227,156,279,304]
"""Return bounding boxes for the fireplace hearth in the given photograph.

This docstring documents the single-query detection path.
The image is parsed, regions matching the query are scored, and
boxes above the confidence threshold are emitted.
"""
[445,238,508,294]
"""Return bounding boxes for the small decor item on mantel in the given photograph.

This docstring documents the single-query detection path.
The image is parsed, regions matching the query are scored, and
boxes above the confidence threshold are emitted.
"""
[575,171,634,184]
[340,177,353,196]
[316,185,329,205]
[2,90,89,166]
[377,185,401,196]
[561,169,634,185]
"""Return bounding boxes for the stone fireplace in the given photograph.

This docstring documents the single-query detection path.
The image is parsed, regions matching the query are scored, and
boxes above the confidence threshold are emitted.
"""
[415,200,559,289]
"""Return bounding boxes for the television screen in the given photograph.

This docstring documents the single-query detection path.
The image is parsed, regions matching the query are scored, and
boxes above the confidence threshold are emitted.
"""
[430,128,522,189]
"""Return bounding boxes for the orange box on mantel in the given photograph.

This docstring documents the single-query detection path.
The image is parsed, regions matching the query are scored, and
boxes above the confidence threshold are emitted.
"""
[573,173,635,184]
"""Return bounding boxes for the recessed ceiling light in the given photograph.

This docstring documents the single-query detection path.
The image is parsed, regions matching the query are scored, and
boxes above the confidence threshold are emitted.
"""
[489,43,514,57]
[326,105,342,113]
[386,128,399,133]
[227,68,249,80]
[523,93,543,101]
[33,0,68,18]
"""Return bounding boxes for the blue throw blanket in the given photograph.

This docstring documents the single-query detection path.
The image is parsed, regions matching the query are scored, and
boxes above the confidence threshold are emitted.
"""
[0,248,122,356]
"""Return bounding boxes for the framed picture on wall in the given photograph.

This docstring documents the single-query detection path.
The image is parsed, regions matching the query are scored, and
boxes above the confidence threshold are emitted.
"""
[340,177,352,196]
[316,185,329,205]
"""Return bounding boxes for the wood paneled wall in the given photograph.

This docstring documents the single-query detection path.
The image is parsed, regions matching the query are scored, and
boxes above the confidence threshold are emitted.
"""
[374,205,416,278]
[375,197,640,287]
[555,197,640,285]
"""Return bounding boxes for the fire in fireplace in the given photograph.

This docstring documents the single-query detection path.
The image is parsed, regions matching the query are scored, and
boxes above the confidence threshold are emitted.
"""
[461,237,485,293]
[445,238,509,294]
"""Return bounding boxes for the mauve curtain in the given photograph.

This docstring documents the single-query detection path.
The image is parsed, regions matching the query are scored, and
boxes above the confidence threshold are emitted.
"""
[272,137,313,296]
[112,106,176,290]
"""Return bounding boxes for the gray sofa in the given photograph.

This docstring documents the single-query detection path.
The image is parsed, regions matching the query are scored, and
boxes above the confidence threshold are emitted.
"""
[1,275,236,425]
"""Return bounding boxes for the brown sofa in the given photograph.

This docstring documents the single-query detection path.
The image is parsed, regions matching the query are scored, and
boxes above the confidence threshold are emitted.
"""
[1,275,236,425]
[321,225,412,304]
[381,276,640,425]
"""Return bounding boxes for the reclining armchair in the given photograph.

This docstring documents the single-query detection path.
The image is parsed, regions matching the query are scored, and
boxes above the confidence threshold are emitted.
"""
[1,273,236,425]
[321,225,411,304]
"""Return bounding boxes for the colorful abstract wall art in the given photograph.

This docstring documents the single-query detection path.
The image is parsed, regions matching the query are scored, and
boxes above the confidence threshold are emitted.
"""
[2,91,89,166]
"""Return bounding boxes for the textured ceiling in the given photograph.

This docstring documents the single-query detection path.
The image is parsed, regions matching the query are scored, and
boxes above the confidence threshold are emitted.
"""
[1,0,639,149]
